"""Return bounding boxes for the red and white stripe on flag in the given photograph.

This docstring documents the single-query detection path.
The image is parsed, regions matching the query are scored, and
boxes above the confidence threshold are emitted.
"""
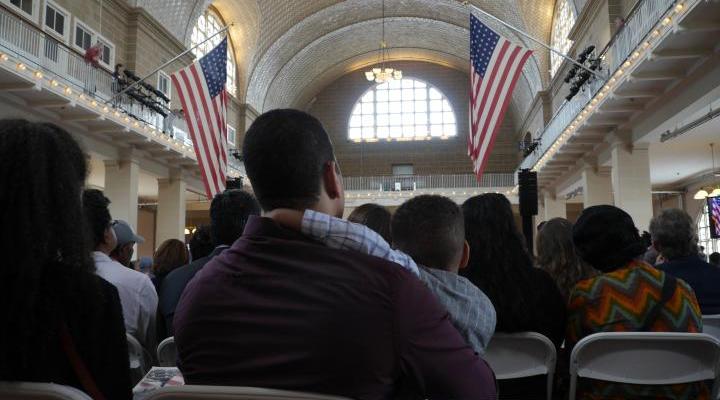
[171,39,228,200]
[469,14,532,181]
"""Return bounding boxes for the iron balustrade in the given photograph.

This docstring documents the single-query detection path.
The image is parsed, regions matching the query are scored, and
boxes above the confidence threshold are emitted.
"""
[343,173,515,192]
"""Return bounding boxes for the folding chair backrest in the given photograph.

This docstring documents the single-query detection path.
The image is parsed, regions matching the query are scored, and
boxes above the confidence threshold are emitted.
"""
[127,333,148,384]
[483,332,556,400]
[143,385,354,400]
[157,336,177,367]
[569,332,720,400]
[0,382,92,400]
[702,315,720,342]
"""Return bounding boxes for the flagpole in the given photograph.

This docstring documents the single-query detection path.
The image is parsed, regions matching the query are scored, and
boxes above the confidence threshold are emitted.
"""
[462,2,604,80]
[105,23,234,105]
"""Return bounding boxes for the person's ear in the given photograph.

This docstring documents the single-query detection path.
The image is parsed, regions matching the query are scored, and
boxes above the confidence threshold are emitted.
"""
[322,160,343,200]
[459,240,470,269]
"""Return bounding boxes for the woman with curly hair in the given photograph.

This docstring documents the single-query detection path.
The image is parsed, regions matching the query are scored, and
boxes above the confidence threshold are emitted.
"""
[536,218,597,300]
[0,119,131,399]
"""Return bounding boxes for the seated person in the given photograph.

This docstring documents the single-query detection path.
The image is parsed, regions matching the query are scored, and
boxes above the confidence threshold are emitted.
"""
[274,195,496,354]
[0,120,131,399]
[83,189,158,352]
[651,209,720,314]
[173,109,496,400]
[568,205,705,400]
[159,189,260,338]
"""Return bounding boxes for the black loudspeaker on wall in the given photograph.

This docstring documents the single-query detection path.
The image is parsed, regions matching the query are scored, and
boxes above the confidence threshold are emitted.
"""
[518,169,538,216]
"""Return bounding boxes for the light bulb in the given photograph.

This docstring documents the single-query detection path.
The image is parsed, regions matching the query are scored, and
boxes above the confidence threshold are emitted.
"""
[710,188,720,198]
[694,189,709,200]
[365,71,374,81]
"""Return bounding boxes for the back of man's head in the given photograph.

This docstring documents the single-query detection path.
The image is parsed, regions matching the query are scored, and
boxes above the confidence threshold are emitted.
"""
[82,189,113,251]
[242,109,337,212]
[210,189,260,246]
[392,195,465,271]
[649,208,698,261]
[709,252,720,266]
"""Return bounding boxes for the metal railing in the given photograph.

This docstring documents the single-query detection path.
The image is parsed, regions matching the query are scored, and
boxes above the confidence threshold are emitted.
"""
[343,173,515,191]
[0,5,170,130]
[521,0,678,170]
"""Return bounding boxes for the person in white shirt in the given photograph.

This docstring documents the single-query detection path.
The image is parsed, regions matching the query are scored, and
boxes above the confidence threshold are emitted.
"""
[83,189,158,352]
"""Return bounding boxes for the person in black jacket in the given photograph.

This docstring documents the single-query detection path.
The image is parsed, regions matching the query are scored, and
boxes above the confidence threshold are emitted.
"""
[461,193,566,399]
[158,189,260,338]
[0,120,131,399]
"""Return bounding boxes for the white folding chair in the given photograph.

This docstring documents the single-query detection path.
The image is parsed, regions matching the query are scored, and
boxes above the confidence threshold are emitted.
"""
[569,332,720,400]
[128,333,150,384]
[143,385,354,400]
[703,315,720,342]
[157,336,177,367]
[0,382,92,400]
[482,332,556,400]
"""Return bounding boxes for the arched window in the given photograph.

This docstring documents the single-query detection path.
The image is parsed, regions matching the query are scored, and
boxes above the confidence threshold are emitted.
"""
[550,0,577,77]
[698,203,720,254]
[348,78,456,142]
[190,9,237,96]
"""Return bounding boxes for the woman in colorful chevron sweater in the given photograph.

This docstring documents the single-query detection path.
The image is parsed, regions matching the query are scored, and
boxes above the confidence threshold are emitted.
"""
[567,205,705,400]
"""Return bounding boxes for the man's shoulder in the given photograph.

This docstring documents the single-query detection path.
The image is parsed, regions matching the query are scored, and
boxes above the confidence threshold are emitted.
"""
[165,256,211,283]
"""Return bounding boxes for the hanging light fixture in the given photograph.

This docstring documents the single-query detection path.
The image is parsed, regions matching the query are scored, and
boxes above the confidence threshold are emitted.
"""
[364,0,402,83]
[694,143,720,199]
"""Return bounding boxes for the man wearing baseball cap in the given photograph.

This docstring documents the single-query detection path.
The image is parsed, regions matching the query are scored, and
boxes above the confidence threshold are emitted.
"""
[110,219,145,268]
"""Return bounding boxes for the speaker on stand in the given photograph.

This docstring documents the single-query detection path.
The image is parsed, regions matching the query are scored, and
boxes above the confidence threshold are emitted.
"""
[518,169,538,253]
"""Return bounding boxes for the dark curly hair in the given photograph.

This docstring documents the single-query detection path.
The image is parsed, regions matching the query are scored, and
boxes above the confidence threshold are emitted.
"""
[82,189,112,250]
[460,194,536,329]
[0,119,104,376]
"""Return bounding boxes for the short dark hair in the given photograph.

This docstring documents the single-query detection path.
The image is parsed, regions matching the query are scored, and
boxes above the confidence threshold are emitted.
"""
[242,109,335,211]
[649,209,698,260]
[189,224,213,260]
[710,252,720,266]
[210,189,260,246]
[82,189,112,250]
[348,203,392,243]
[392,195,465,269]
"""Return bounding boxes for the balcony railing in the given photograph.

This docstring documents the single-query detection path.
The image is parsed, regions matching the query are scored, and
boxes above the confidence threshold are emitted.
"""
[521,0,678,170]
[0,5,170,131]
[343,173,515,192]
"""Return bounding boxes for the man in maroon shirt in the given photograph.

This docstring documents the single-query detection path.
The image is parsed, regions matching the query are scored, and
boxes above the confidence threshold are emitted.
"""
[174,109,496,400]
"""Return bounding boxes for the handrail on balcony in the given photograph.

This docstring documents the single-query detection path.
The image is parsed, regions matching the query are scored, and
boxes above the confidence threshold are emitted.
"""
[523,0,678,170]
[0,4,174,133]
[343,173,515,192]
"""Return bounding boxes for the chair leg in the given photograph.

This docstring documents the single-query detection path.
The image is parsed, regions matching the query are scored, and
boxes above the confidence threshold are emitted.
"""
[568,373,577,400]
[547,372,554,400]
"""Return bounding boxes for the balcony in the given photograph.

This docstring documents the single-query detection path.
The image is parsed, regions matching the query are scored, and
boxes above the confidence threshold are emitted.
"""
[0,4,242,177]
[519,0,715,188]
[343,173,516,207]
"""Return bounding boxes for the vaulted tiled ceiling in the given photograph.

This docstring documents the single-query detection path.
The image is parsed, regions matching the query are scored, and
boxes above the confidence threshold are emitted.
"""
[135,0,556,130]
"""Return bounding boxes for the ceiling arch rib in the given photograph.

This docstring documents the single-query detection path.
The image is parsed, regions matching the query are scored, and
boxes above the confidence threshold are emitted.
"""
[259,17,534,131]
[247,0,543,124]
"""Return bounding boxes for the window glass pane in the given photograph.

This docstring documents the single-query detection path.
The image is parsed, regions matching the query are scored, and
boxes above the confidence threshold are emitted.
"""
[351,104,361,115]
[403,126,415,137]
[442,100,453,112]
[56,14,64,35]
[415,113,427,125]
[361,102,374,114]
[388,89,401,101]
[443,112,455,124]
[376,102,389,114]
[102,45,110,64]
[402,88,413,99]
[402,79,414,88]
[388,80,401,89]
[362,127,374,138]
[429,88,442,99]
[415,100,427,113]
[389,102,401,113]
[414,88,427,100]
[377,114,389,126]
[415,125,428,136]
[430,112,443,124]
[390,128,402,138]
[376,90,388,102]
[402,113,414,125]
[389,114,402,126]
[361,114,374,127]
[415,81,426,88]
[429,100,443,112]
[401,101,414,113]
[45,7,54,28]
[75,26,83,47]
[349,128,361,139]
[430,124,443,136]
[376,82,389,89]
[445,124,457,136]
[377,127,389,138]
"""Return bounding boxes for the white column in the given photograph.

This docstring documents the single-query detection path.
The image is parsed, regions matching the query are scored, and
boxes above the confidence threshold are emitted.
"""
[611,142,653,231]
[104,158,140,229]
[581,165,613,207]
[543,191,567,220]
[156,173,187,244]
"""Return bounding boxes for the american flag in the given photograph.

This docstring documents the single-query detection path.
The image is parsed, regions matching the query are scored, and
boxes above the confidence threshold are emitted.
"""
[171,38,228,199]
[469,14,532,179]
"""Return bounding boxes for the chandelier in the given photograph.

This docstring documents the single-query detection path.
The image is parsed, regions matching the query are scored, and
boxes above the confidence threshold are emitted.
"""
[694,143,720,199]
[364,0,402,83]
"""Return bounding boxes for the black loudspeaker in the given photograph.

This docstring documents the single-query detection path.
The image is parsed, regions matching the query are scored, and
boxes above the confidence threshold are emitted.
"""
[518,169,538,216]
